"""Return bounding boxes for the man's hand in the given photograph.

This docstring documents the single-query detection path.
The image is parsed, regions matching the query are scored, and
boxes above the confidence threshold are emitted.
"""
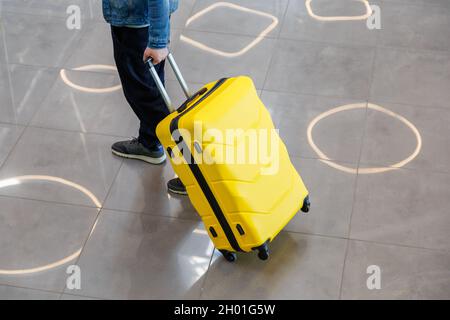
[143,47,169,64]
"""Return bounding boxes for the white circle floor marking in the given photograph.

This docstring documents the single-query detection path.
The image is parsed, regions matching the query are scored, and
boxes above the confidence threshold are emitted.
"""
[307,103,422,174]
[0,175,101,275]
[60,64,122,93]
[305,0,373,22]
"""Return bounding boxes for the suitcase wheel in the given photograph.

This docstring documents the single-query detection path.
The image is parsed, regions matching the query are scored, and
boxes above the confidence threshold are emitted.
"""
[301,195,311,213]
[256,242,270,261]
[219,250,237,262]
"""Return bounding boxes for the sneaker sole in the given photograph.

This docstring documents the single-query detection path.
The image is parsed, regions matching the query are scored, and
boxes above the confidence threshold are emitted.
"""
[112,149,166,164]
[168,188,188,196]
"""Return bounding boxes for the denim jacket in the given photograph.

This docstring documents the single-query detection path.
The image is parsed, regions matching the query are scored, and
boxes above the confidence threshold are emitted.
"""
[102,0,179,48]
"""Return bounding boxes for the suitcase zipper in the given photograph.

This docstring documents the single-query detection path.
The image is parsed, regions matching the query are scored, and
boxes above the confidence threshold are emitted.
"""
[169,78,243,252]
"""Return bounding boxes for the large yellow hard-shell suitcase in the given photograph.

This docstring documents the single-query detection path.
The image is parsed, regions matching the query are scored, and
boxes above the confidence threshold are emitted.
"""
[148,54,309,262]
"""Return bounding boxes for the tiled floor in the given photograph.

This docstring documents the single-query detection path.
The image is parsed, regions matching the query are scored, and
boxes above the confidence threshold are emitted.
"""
[0,0,449,300]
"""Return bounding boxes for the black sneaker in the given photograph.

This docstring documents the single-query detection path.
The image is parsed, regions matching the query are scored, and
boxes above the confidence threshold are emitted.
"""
[111,138,166,164]
[167,178,187,195]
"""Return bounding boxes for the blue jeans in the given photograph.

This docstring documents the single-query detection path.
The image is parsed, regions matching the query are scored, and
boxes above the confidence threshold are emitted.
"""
[111,25,169,149]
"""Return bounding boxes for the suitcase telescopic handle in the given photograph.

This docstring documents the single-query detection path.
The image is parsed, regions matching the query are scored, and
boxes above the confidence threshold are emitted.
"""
[146,53,191,113]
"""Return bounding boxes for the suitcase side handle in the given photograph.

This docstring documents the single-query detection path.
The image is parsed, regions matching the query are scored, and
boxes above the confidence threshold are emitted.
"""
[146,53,191,113]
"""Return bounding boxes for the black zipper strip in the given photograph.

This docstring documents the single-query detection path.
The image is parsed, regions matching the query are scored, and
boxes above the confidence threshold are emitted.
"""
[169,78,243,252]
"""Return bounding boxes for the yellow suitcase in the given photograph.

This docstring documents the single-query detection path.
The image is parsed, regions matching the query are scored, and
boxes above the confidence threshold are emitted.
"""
[148,54,309,262]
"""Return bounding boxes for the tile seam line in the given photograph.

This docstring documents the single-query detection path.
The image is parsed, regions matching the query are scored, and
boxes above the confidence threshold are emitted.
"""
[0,123,26,173]
[20,123,136,140]
[0,194,102,211]
[2,14,450,55]
[0,283,63,296]
[1,192,448,248]
[276,0,292,38]
[2,130,450,179]
[283,229,450,254]
[24,71,68,129]
[0,16,17,127]
[61,19,108,71]
[260,88,378,104]
[61,207,104,294]
[2,0,449,19]
[337,48,377,298]
[275,35,450,56]
[2,42,449,74]
[181,0,199,33]
[0,62,121,74]
[98,25,450,57]
[260,0,292,92]
[348,237,450,254]
[374,43,450,56]
[100,206,202,223]
[261,86,450,112]
[337,105,373,299]
[10,196,429,246]
[361,97,450,113]
[0,9,98,22]
[261,86,373,102]
[59,292,110,300]
[380,0,450,9]
[2,126,450,176]
[63,156,126,294]
[179,28,375,51]
[198,246,216,299]
[296,154,450,177]
[0,225,446,295]
[182,28,279,40]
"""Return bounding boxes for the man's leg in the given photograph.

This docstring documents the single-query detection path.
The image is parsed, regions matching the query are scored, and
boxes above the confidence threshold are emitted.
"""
[110,25,169,164]
[110,26,187,194]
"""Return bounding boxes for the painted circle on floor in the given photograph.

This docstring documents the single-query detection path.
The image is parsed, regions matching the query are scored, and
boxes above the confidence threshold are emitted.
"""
[305,0,373,22]
[60,64,122,93]
[0,175,101,275]
[306,103,422,174]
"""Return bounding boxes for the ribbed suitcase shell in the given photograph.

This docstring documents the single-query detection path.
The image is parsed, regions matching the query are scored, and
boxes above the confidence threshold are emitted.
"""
[156,76,308,253]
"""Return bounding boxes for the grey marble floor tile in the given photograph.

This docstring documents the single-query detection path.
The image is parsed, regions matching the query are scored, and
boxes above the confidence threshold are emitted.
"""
[0,127,123,206]
[2,12,83,67]
[341,240,450,299]
[103,160,198,220]
[359,101,450,174]
[186,0,288,37]
[170,0,197,30]
[286,157,357,238]
[0,0,93,19]
[63,21,115,72]
[261,91,366,162]
[378,2,450,52]
[29,69,138,137]
[169,30,277,89]
[72,210,213,299]
[202,232,347,299]
[0,123,23,167]
[350,167,450,250]
[370,47,450,109]
[0,196,98,292]
[0,64,59,125]
[0,285,60,300]
[265,39,374,100]
[280,0,379,47]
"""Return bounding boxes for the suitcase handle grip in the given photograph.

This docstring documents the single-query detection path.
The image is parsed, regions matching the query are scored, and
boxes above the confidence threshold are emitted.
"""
[146,53,191,113]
